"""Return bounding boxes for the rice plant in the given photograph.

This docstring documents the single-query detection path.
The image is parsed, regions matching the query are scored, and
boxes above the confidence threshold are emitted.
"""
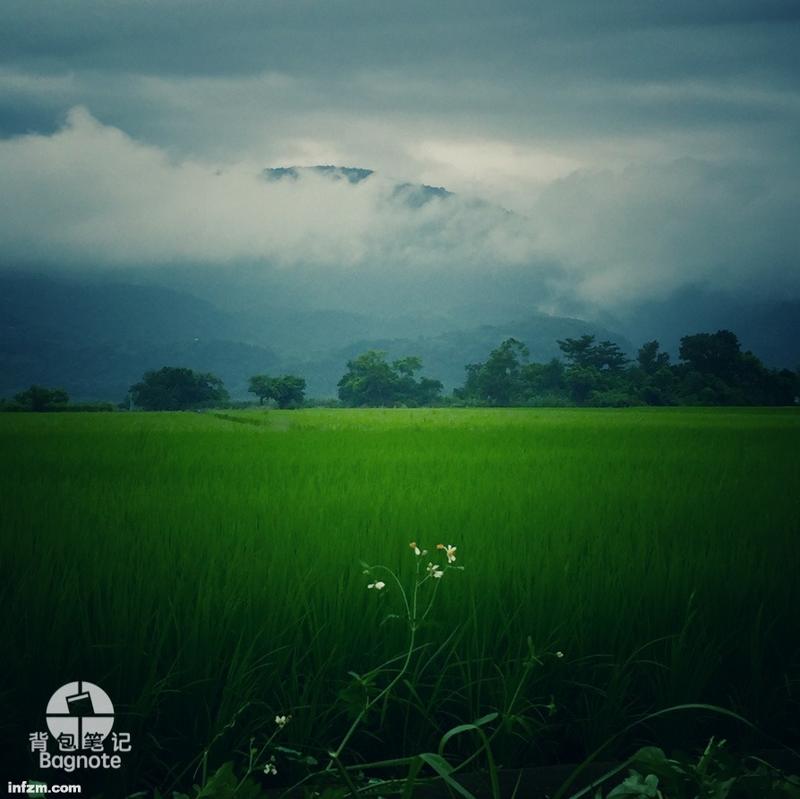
[0,407,798,795]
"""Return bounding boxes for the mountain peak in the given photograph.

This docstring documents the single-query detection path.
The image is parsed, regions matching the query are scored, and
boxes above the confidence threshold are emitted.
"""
[262,165,456,211]
[263,165,374,184]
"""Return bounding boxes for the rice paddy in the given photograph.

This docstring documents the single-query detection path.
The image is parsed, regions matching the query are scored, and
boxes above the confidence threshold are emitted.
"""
[1,407,798,794]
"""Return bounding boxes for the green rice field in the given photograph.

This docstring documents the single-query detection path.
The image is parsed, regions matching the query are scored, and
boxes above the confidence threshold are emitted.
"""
[1,407,799,794]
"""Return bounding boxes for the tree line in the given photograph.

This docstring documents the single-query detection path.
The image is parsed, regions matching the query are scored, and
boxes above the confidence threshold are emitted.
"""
[2,329,798,411]
[456,331,798,407]
[0,385,115,412]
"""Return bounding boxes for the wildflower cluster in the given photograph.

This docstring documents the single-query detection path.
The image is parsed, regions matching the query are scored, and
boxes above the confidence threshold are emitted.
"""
[363,540,462,593]
[263,756,278,776]
[241,714,291,779]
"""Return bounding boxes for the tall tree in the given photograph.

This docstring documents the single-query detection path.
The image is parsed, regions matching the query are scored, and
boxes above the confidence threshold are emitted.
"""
[556,335,629,404]
[457,338,529,406]
[592,340,629,372]
[679,330,742,381]
[558,335,628,372]
[557,334,597,368]
[637,340,670,375]
[522,358,566,395]
[480,338,529,405]
[130,367,228,410]
[338,350,398,406]
[248,375,272,405]
[248,374,306,408]
[270,375,306,409]
[337,351,442,406]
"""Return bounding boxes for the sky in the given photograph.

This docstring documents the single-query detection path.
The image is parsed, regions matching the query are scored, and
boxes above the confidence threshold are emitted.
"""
[0,0,798,311]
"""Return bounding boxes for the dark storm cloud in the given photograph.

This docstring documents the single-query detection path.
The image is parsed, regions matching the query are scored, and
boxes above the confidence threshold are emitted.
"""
[3,0,798,143]
[2,1,797,78]
[0,1,798,309]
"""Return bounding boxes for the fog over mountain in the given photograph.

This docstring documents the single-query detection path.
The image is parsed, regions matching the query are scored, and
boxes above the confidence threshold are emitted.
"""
[0,1,798,399]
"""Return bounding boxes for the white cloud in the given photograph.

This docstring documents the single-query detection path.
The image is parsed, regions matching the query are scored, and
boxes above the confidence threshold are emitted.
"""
[533,157,800,303]
[409,137,584,213]
[0,107,539,272]
[0,108,796,309]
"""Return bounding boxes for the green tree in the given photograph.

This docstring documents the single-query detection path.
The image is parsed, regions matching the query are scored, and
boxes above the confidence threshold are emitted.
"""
[338,350,398,406]
[556,334,597,368]
[678,330,742,381]
[337,351,442,407]
[631,341,675,405]
[557,335,630,404]
[523,358,565,391]
[130,367,228,411]
[455,330,796,408]
[674,330,791,405]
[248,375,273,406]
[392,356,423,405]
[392,356,423,378]
[464,338,529,406]
[391,356,443,405]
[458,362,484,403]
[13,385,69,411]
[248,374,306,408]
[565,365,602,404]
[592,340,629,372]
[270,375,306,409]
[637,340,671,375]
[414,376,445,405]
[557,335,628,373]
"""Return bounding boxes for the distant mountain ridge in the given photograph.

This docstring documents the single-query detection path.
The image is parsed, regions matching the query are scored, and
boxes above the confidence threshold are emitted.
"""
[0,274,279,400]
[263,165,375,184]
[2,164,797,401]
[263,164,454,208]
[0,273,629,401]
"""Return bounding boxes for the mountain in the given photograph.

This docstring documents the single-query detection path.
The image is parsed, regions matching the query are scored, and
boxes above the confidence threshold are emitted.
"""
[0,272,628,401]
[264,165,374,184]
[0,274,280,401]
[263,165,454,208]
[2,166,797,401]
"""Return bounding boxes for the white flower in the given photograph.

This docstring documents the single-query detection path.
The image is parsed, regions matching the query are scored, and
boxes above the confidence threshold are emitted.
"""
[367,581,386,590]
[264,762,278,776]
[555,651,564,659]
[426,562,444,579]
[409,541,421,556]
[275,714,291,727]
[437,543,457,563]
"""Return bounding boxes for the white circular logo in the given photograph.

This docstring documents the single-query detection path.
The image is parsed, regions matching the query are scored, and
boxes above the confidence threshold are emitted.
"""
[45,682,114,747]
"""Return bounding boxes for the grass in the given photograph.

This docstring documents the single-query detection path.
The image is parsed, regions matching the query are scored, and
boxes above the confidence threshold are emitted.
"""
[0,407,798,795]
